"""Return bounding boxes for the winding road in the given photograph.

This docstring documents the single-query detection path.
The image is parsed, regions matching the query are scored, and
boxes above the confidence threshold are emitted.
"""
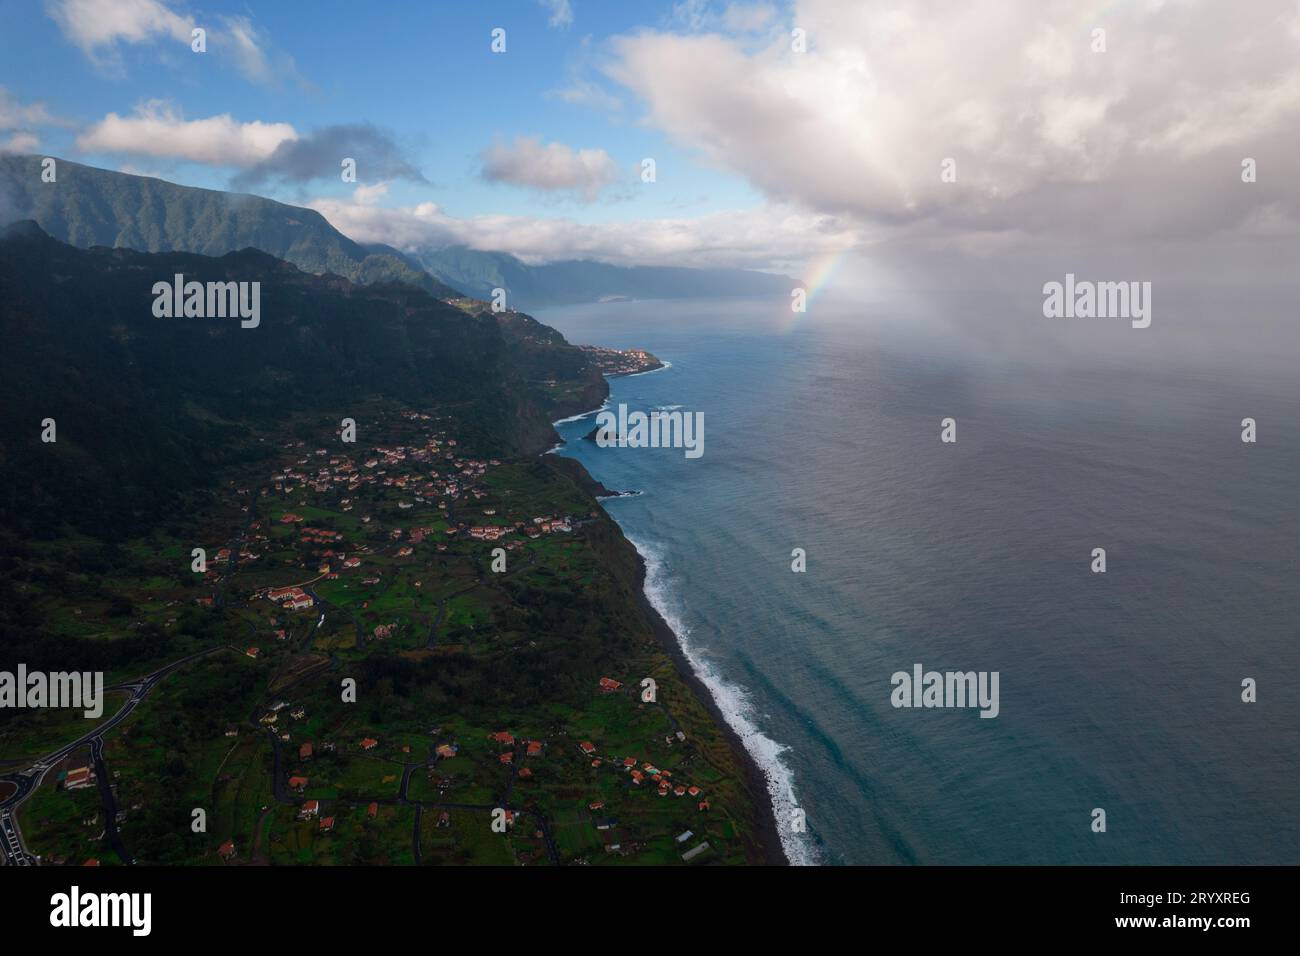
[0,645,234,866]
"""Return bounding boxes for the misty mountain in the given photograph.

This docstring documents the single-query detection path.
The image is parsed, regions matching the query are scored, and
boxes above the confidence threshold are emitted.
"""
[0,155,462,300]
[417,244,795,310]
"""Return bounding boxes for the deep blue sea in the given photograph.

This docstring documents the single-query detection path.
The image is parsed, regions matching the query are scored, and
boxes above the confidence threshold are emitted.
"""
[538,294,1300,866]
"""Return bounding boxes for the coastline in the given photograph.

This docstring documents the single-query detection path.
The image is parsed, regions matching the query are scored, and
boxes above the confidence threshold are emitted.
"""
[629,545,788,866]
[545,388,790,866]
[621,359,672,377]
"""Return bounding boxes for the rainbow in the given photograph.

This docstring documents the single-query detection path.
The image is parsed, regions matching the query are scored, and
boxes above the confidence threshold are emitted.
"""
[780,243,854,333]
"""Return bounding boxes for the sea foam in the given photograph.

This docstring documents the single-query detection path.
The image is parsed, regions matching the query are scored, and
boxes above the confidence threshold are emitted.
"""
[551,397,610,426]
[624,530,818,866]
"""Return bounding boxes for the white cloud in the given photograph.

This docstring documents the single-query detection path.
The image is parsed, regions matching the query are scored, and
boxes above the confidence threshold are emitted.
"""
[76,101,298,166]
[46,0,301,86]
[545,36,623,111]
[1,132,41,154]
[0,87,67,155]
[722,2,776,32]
[308,193,857,272]
[546,79,623,112]
[220,15,274,84]
[480,135,621,201]
[0,87,60,131]
[539,0,574,29]
[352,181,391,206]
[602,0,1300,247]
[46,0,192,53]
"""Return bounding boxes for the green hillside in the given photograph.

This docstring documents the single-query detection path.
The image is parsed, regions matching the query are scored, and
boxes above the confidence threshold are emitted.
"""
[0,155,462,300]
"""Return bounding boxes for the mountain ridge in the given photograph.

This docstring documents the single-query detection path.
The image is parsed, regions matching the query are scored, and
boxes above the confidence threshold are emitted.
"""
[0,155,463,300]
[0,155,797,312]
[0,222,603,538]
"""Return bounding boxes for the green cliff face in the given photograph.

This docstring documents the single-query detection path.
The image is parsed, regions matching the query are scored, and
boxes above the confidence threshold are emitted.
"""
[0,155,461,301]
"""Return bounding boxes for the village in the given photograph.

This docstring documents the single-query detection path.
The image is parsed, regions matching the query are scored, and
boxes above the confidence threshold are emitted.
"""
[10,401,757,867]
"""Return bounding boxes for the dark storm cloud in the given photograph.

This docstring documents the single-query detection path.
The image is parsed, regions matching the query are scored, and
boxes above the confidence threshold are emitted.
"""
[231,124,426,189]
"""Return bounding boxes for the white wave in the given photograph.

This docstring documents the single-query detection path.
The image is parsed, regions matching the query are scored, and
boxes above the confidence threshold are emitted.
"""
[551,397,610,426]
[625,531,818,866]
[651,404,683,412]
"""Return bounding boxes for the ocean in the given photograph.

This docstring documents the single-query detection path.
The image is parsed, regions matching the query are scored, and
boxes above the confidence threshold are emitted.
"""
[538,293,1300,866]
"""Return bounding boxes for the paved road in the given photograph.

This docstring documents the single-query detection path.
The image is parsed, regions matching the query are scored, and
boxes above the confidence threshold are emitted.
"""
[0,645,233,866]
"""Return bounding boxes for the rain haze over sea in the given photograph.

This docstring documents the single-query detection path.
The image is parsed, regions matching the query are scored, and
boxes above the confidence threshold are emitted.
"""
[541,293,1300,866]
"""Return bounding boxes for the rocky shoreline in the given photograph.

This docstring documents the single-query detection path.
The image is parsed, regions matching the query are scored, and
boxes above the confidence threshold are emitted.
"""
[543,384,786,865]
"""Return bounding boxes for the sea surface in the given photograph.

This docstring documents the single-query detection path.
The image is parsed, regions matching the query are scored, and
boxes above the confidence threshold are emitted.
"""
[538,293,1300,866]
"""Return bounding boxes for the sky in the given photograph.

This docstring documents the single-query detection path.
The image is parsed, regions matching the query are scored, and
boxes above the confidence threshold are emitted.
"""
[2,0,1300,285]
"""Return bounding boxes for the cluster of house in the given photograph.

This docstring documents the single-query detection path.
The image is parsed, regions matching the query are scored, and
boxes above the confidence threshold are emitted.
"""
[527,515,572,536]
[580,681,712,810]
[258,699,307,727]
[260,433,520,572]
[294,797,383,835]
[254,426,563,606]
[622,757,708,804]
[282,737,392,837]
[265,585,315,611]
[579,345,661,376]
[300,526,343,545]
[459,514,573,542]
[267,434,453,505]
[488,731,546,772]
[297,800,335,833]
[586,745,709,808]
